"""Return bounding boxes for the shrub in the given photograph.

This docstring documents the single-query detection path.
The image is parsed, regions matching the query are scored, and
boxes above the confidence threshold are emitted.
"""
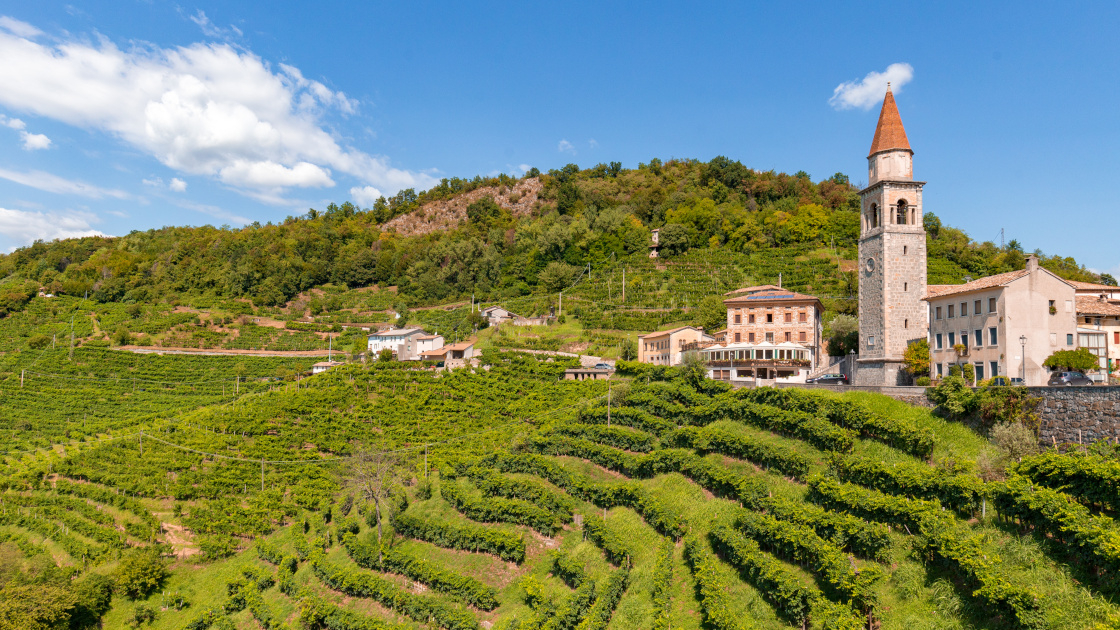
[116,547,168,600]
[1043,348,1099,373]
[916,376,931,386]
[27,333,51,349]
[977,387,1041,432]
[962,363,975,383]
[990,422,1039,462]
[926,376,976,418]
[126,603,158,628]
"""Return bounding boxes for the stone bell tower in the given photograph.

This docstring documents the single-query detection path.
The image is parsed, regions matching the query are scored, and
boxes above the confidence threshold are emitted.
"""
[854,85,928,385]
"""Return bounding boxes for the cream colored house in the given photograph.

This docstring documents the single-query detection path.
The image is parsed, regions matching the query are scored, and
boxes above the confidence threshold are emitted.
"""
[637,326,711,366]
[1076,295,1120,381]
[925,256,1076,385]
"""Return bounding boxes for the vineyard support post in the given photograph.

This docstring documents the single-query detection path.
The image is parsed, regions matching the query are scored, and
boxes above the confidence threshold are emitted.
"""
[425,445,429,478]
[261,459,265,492]
[607,382,611,427]
[139,430,143,457]
[69,314,75,361]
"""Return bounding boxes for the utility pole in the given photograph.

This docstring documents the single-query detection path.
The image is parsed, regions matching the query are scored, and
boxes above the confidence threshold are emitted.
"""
[139,430,143,457]
[607,381,611,427]
[622,269,626,304]
[261,459,265,492]
[425,445,429,478]
[559,291,562,317]
[20,370,24,388]
[69,314,75,361]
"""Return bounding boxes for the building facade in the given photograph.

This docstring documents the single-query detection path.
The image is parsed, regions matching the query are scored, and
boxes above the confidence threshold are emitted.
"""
[1075,295,1120,382]
[722,286,824,368]
[637,326,711,366]
[367,327,428,360]
[925,256,1077,385]
[699,341,813,383]
[855,86,929,385]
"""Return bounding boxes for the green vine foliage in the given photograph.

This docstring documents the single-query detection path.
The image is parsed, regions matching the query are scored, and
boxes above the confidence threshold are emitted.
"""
[650,541,674,630]
[389,511,525,564]
[829,454,983,516]
[1015,451,1120,514]
[663,425,812,480]
[441,478,566,536]
[683,534,746,630]
[551,422,657,453]
[574,567,630,630]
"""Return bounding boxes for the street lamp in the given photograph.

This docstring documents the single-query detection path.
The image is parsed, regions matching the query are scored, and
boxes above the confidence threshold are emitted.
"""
[1020,335,1027,384]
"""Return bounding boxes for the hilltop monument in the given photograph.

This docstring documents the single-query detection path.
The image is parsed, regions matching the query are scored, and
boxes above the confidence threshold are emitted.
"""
[854,85,929,385]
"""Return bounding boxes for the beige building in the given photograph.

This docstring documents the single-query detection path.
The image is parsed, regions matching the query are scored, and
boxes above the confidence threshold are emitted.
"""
[855,86,929,385]
[637,326,711,366]
[722,286,824,368]
[1075,294,1120,381]
[699,340,814,383]
[925,256,1077,385]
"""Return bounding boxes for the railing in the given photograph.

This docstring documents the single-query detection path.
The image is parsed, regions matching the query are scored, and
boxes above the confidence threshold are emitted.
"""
[704,359,810,369]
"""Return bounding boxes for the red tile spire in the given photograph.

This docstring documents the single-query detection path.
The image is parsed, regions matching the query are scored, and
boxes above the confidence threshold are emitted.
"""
[868,84,911,157]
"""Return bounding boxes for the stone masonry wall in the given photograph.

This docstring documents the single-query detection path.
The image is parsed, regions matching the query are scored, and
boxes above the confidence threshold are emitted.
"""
[1031,386,1120,446]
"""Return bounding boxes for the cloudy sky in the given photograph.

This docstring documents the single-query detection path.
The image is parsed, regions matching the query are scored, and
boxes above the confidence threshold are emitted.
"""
[0,2,1117,275]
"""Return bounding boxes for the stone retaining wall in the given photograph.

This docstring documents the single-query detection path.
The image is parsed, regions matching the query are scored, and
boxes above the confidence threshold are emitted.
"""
[1029,386,1120,446]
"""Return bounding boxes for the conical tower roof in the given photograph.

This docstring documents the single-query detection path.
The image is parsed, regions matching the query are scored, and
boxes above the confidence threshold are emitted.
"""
[868,86,911,157]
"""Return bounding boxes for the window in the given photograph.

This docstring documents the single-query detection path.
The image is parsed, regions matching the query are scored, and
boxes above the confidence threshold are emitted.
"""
[784,312,792,323]
[784,332,792,342]
[960,302,968,317]
[868,335,875,347]
[935,306,942,320]
[765,332,774,342]
[948,305,955,318]
[961,331,968,349]
[1067,334,1074,346]
[1048,300,1055,312]
[734,314,741,324]
[903,245,908,255]
[948,332,955,346]
[748,332,755,343]
[799,311,807,322]
[975,363,985,381]
[870,203,879,228]
[989,297,996,312]
[748,314,755,324]
[974,300,981,315]
[904,282,908,292]
[974,330,982,346]
[799,331,807,342]
[989,327,998,345]
[1050,332,1057,345]
[990,361,999,377]
[905,319,909,329]
[766,313,773,323]
[896,199,908,224]
[734,332,741,343]
[1115,332,1120,345]
[936,363,944,377]
[935,333,943,349]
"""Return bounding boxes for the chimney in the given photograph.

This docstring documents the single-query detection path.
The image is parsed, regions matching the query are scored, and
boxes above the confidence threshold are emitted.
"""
[1026,255,1039,273]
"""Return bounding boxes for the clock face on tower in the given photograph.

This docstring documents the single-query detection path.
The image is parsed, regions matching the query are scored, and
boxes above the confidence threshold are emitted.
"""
[865,257,876,273]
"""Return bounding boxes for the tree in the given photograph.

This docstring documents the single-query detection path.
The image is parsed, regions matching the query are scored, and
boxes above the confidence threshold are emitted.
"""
[620,339,637,361]
[115,548,167,600]
[466,196,501,227]
[903,338,930,378]
[378,348,394,362]
[824,315,858,356]
[1100,273,1117,286]
[657,223,690,256]
[693,295,727,334]
[350,449,402,563]
[27,334,50,349]
[1043,348,1098,373]
[538,262,579,293]
[0,584,77,630]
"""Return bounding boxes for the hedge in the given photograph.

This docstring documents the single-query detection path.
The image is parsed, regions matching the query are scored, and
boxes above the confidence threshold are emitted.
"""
[441,479,566,536]
[551,551,590,589]
[651,540,674,630]
[390,510,525,563]
[575,567,630,630]
[732,509,883,615]
[739,387,935,459]
[552,422,658,453]
[1015,451,1120,514]
[754,495,892,561]
[464,466,575,517]
[577,405,675,436]
[690,397,855,453]
[344,532,499,610]
[297,594,403,630]
[808,475,1046,629]
[829,454,983,516]
[309,547,479,630]
[582,513,632,567]
[683,534,746,630]
[988,474,1120,578]
[663,425,812,480]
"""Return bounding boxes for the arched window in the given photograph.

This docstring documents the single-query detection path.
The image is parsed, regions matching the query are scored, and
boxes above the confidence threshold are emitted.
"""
[870,203,879,228]
[896,200,908,225]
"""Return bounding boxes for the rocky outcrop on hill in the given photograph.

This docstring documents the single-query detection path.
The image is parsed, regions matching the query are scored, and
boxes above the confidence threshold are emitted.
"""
[382,177,544,237]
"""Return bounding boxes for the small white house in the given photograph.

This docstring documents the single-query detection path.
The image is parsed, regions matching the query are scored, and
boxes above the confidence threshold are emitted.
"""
[367,327,428,360]
[479,306,519,326]
[311,361,344,374]
[415,334,445,356]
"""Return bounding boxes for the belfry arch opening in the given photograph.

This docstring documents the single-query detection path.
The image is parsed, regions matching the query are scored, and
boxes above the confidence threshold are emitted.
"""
[870,203,879,229]
[896,199,908,225]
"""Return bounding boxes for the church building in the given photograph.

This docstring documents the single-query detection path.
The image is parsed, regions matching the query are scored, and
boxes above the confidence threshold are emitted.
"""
[854,86,929,385]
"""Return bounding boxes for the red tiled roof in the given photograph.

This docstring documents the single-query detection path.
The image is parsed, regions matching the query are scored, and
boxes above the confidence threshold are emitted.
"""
[638,326,698,340]
[868,88,911,157]
[1076,296,1120,317]
[1070,280,1120,292]
[923,270,1029,300]
[724,289,822,306]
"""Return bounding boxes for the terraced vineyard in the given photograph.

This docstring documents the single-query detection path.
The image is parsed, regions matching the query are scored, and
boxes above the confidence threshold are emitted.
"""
[2,351,1118,629]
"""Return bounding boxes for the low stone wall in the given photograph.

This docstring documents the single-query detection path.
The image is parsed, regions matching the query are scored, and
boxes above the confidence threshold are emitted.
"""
[1029,386,1120,446]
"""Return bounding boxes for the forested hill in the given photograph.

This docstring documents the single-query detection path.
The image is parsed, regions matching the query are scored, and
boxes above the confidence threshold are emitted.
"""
[0,157,1106,317]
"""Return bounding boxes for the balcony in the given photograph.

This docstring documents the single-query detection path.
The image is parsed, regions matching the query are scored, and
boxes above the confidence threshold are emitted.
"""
[704,358,811,369]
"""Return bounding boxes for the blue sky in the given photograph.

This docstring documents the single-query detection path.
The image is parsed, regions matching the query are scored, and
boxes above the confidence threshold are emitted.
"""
[0,1,1117,276]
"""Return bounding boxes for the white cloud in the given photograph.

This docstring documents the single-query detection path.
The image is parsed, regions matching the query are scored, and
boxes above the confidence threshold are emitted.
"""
[21,131,50,150]
[558,139,575,154]
[829,63,914,111]
[0,18,435,199]
[517,163,531,173]
[0,166,129,198]
[172,199,251,225]
[169,177,187,192]
[1,113,51,150]
[349,185,383,207]
[0,206,104,245]
[0,16,41,38]
[588,139,598,149]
